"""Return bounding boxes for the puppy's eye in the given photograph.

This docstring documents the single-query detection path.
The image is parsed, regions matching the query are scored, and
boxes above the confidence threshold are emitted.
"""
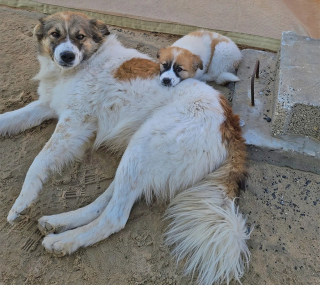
[76,34,85,40]
[176,66,183,72]
[162,63,169,69]
[51,32,60,38]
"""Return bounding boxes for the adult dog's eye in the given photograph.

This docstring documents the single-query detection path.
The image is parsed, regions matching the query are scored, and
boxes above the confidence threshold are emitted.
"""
[76,34,85,40]
[51,32,60,38]
[176,66,183,72]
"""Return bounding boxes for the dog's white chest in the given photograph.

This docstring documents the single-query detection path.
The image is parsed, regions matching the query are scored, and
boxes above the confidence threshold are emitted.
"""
[38,73,85,115]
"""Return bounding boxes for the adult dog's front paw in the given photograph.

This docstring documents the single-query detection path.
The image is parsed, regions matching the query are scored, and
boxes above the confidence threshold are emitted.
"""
[7,190,37,224]
[42,232,81,256]
[7,204,29,224]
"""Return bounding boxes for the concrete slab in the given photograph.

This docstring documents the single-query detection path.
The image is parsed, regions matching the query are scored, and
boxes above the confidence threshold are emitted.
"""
[239,160,320,285]
[233,49,320,174]
[271,31,320,141]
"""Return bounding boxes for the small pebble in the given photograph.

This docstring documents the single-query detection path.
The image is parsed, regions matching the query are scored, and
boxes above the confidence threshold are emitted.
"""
[263,115,272,122]
[239,119,245,127]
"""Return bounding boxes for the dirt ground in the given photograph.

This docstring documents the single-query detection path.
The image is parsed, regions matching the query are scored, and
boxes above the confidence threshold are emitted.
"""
[0,6,319,285]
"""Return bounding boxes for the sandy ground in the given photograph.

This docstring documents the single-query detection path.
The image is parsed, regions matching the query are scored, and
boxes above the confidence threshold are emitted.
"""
[0,6,319,285]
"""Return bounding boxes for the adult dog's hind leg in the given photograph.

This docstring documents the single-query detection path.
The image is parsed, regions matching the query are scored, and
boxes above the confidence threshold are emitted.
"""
[38,182,115,235]
[7,112,96,224]
[0,100,56,135]
[42,192,136,255]
[42,147,144,255]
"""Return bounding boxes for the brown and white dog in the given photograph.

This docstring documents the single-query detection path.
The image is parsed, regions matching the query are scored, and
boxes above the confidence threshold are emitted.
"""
[158,30,242,86]
[0,12,251,285]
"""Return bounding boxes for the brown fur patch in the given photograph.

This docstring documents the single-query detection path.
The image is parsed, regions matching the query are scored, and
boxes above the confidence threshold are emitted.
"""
[158,47,203,79]
[218,95,247,198]
[189,30,206,37]
[61,11,87,21]
[210,36,229,56]
[114,58,160,81]
[206,34,229,73]
[157,46,178,64]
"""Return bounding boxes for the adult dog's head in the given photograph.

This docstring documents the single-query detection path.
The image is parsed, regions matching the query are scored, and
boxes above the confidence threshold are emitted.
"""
[34,12,110,69]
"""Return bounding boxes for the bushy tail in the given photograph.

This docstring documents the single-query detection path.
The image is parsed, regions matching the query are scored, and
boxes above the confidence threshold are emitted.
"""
[216,72,240,85]
[165,171,251,285]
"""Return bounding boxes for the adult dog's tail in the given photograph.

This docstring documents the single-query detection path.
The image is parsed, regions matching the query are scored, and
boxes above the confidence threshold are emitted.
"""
[165,169,250,285]
[165,95,251,285]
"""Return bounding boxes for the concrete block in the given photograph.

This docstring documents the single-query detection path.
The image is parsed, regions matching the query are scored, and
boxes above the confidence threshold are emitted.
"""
[271,31,320,141]
[233,49,320,174]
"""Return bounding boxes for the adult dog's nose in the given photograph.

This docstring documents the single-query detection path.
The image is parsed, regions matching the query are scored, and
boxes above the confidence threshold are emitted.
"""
[162,78,172,86]
[60,51,75,64]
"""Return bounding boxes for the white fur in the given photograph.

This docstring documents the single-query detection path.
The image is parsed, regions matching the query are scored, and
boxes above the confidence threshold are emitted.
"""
[172,31,242,85]
[166,176,251,285]
[53,38,83,69]
[0,33,250,284]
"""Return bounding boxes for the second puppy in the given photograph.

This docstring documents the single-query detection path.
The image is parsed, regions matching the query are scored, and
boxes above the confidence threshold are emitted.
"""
[158,30,242,86]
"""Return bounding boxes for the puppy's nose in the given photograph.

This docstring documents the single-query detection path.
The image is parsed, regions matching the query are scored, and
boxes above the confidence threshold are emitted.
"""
[60,51,75,63]
[162,78,172,86]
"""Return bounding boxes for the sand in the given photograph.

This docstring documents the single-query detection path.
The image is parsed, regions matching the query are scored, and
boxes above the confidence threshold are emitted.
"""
[0,6,319,285]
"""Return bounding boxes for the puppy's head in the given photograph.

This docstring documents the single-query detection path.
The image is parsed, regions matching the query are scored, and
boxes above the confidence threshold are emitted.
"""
[157,47,203,87]
[34,12,110,69]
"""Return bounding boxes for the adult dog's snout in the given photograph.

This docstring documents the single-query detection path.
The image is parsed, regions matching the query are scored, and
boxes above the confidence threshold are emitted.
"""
[60,51,76,64]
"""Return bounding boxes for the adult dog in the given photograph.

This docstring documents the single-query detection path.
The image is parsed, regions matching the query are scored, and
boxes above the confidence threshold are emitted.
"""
[0,12,250,285]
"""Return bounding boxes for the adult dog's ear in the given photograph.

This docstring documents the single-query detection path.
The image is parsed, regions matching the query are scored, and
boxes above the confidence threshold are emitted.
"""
[90,19,110,36]
[157,48,164,59]
[192,54,203,71]
[34,18,45,40]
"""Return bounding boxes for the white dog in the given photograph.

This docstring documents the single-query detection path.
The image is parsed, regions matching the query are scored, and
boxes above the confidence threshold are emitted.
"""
[158,30,242,87]
[0,12,251,285]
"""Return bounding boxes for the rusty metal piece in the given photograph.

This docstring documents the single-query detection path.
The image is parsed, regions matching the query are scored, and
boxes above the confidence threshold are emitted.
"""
[250,60,260,106]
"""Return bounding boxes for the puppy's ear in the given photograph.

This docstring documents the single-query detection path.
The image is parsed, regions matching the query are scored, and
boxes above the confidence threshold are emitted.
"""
[90,19,110,36]
[34,18,45,40]
[192,54,203,71]
[157,48,164,59]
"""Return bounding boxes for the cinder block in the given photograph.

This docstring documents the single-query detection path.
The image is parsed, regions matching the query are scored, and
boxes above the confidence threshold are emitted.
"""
[271,31,320,141]
[232,49,320,174]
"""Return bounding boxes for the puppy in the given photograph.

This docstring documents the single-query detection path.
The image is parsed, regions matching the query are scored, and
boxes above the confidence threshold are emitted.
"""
[158,30,242,86]
[0,12,251,285]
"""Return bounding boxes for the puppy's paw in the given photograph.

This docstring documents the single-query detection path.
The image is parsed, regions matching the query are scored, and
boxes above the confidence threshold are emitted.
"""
[42,233,80,256]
